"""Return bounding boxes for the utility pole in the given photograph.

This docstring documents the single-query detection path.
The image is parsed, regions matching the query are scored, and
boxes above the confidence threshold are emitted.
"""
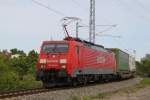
[89,0,95,43]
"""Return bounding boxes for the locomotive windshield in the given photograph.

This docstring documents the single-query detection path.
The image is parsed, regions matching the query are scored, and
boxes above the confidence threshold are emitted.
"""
[42,44,69,53]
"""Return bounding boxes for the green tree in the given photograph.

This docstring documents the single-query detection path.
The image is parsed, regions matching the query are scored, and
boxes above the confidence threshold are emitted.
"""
[136,54,150,76]
[11,56,30,80]
[0,49,41,91]
[10,48,26,56]
[0,54,19,91]
[10,48,18,55]
[27,50,38,74]
[0,72,19,91]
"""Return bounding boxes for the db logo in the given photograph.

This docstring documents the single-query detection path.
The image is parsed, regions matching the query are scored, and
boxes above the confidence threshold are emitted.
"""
[97,57,105,63]
[52,55,56,58]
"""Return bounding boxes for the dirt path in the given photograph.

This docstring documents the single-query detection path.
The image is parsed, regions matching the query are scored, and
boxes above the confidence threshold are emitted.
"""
[101,86,150,100]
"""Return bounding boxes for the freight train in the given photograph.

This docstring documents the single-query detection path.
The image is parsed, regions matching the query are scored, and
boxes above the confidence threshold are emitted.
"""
[36,37,136,88]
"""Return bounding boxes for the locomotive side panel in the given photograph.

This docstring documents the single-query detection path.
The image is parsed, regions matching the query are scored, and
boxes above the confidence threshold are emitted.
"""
[71,42,116,76]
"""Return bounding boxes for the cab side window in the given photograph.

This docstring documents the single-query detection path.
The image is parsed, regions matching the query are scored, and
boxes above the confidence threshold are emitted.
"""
[75,46,79,54]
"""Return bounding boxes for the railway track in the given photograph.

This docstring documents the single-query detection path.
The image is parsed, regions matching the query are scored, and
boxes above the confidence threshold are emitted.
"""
[0,85,82,99]
[0,88,50,99]
[0,78,137,99]
[0,82,107,99]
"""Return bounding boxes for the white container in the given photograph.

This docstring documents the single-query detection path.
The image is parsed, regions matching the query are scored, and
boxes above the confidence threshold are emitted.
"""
[129,56,136,72]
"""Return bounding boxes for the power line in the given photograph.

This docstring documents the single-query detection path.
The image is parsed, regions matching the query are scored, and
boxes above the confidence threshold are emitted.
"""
[78,24,117,28]
[127,0,150,20]
[70,0,87,12]
[31,0,67,16]
[71,0,81,7]
[96,25,117,34]
[96,24,117,27]
[96,34,121,38]
[114,0,150,20]
[77,24,117,40]
[133,0,150,14]
[84,33,121,40]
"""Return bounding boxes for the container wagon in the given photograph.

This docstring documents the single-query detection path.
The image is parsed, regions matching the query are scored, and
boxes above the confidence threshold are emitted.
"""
[129,56,136,75]
[109,48,136,78]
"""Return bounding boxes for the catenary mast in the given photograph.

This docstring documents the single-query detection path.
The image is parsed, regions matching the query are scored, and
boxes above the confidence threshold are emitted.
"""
[89,0,95,43]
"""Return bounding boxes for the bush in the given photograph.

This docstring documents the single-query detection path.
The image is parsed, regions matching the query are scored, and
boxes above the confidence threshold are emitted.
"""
[18,74,42,89]
[0,72,19,91]
[0,49,42,92]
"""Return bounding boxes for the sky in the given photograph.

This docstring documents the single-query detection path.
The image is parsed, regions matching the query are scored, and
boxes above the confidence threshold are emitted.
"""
[0,0,150,60]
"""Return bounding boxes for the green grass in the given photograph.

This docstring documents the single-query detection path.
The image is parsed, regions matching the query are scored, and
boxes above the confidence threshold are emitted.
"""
[91,92,112,100]
[139,78,150,86]
[72,78,150,100]
[133,78,150,89]
[82,96,91,100]
[70,96,80,100]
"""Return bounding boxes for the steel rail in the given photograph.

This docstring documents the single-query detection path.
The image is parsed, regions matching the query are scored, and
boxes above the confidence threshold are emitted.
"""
[0,77,136,99]
[0,88,49,99]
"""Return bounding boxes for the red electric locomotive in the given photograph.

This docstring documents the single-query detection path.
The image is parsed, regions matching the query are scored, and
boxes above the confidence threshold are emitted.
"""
[36,37,116,88]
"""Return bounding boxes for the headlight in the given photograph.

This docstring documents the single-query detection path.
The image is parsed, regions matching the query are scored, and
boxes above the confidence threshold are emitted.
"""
[61,65,66,69]
[60,59,67,64]
[41,65,45,69]
[40,59,46,64]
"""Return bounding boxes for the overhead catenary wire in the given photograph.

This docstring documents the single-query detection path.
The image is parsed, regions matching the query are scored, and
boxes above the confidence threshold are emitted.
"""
[96,24,117,27]
[94,25,118,40]
[77,24,117,39]
[96,25,117,34]
[31,0,119,42]
[70,0,88,12]
[113,0,150,21]
[96,34,121,38]
[78,24,117,27]
[133,0,150,14]
[82,24,118,40]
[84,33,121,40]
[70,0,81,7]
[32,0,67,16]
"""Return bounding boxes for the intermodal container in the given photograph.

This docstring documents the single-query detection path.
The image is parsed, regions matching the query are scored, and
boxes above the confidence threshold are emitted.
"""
[129,56,136,72]
[109,48,129,72]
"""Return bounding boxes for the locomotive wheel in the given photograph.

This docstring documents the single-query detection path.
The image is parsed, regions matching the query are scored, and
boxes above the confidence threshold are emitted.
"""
[83,77,88,85]
[43,82,56,88]
[71,79,78,87]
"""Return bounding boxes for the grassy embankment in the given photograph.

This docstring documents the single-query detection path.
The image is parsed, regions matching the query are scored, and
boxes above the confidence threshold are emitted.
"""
[71,78,150,100]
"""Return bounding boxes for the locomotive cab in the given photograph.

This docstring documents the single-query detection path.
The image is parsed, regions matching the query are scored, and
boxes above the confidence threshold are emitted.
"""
[36,41,72,86]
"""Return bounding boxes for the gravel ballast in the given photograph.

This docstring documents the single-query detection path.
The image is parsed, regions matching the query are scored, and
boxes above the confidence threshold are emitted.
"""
[3,77,142,100]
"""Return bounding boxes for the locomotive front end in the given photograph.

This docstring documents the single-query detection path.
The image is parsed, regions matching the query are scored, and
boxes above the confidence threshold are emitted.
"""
[36,41,71,87]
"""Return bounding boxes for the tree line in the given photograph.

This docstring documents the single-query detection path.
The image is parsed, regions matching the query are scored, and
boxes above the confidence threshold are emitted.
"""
[0,48,42,92]
[136,54,150,77]
[0,48,149,92]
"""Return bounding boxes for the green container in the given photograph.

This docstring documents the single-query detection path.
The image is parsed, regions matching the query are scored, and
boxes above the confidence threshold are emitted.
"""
[110,48,129,72]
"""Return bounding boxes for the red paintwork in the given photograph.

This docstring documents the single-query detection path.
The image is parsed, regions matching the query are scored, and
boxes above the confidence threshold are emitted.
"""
[36,38,116,77]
